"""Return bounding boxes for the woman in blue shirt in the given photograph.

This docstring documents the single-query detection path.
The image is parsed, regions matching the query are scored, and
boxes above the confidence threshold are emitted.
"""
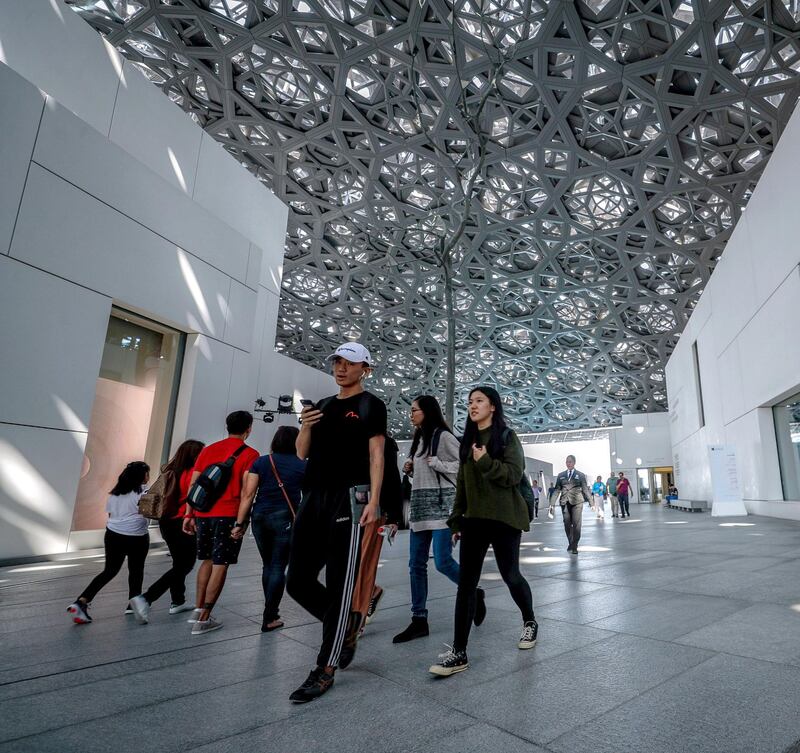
[234,426,305,631]
[592,476,606,520]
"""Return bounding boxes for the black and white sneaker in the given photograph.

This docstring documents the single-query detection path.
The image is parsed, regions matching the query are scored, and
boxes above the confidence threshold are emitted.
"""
[365,587,384,625]
[67,601,92,624]
[429,646,469,677]
[518,619,538,649]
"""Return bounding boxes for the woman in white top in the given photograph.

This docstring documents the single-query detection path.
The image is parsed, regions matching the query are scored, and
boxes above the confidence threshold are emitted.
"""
[67,461,150,624]
[393,395,486,644]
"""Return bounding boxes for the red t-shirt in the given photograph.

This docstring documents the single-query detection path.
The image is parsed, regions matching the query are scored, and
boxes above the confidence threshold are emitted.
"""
[189,438,259,518]
[172,469,194,520]
[617,477,631,495]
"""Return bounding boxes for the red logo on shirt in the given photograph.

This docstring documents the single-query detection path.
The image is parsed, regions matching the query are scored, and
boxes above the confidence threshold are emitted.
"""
[345,411,360,419]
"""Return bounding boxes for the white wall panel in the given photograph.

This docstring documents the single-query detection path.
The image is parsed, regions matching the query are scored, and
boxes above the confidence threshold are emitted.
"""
[0,256,110,431]
[33,100,250,284]
[109,60,202,196]
[0,423,87,560]
[736,267,800,409]
[10,164,231,341]
[247,243,264,291]
[193,132,289,252]
[223,280,258,352]
[0,0,122,136]
[718,340,745,426]
[179,336,235,444]
[724,409,783,501]
[0,64,44,255]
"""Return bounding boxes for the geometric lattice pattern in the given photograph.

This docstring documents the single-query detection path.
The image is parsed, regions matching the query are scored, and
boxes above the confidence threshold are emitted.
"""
[68,0,800,436]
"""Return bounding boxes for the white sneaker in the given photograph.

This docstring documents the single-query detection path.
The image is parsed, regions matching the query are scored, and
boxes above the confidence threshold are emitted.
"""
[67,601,92,624]
[129,595,150,625]
[191,616,223,635]
[169,602,196,615]
[187,608,203,624]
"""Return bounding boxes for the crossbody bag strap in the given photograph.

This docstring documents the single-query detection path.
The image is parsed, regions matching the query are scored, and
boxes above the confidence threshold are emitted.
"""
[269,453,296,520]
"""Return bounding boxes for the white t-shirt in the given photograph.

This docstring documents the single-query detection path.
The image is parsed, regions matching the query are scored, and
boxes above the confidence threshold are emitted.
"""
[106,491,149,536]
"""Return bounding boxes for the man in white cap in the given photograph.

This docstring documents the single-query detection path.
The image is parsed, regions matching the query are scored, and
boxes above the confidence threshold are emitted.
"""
[287,342,388,703]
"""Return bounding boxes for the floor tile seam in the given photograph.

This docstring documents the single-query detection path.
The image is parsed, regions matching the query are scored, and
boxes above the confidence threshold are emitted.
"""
[0,628,271,689]
[0,656,329,743]
[664,601,769,644]
[540,651,723,748]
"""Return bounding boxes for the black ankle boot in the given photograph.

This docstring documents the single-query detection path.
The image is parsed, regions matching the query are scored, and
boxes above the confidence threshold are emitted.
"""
[473,587,487,627]
[393,617,429,644]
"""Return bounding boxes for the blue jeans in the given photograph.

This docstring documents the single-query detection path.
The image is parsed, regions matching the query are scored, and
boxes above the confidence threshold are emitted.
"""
[251,507,293,622]
[409,528,460,618]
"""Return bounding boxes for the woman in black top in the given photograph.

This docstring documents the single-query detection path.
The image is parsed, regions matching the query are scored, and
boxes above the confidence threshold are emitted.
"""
[234,426,305,631]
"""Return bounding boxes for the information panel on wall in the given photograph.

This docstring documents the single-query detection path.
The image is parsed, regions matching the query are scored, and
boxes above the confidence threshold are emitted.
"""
[708,445,748,517]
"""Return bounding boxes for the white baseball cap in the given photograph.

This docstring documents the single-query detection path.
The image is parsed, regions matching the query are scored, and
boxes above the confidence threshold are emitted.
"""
[326,342,372,366]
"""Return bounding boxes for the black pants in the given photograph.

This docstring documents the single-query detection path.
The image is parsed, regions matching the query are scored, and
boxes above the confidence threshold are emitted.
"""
[618,493,630,516]
[79,529,149,603]
[453,518,534,652]
[286,487,363,669]
[561,502,582,550]
[142,518,197,605]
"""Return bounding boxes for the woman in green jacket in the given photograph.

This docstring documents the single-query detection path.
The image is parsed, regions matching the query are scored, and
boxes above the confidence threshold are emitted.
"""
[429,386,537,677]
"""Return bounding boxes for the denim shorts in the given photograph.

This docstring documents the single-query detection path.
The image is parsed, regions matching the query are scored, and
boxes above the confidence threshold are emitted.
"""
[195,517,243,565]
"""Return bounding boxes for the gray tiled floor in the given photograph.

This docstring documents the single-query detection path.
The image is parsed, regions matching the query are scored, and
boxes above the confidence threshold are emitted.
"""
[1,505,799,753]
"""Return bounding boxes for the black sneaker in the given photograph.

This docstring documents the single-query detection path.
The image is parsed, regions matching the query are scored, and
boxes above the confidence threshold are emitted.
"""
[289,667,335,703]
[518,619,538,649]
[473,587,487,627]
[393,617,429,644]
[365,587,384,625]
[429,647,469,677]
[338,611,363,670]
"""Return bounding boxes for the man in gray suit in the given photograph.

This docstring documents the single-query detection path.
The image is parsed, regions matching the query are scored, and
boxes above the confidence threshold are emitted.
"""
[549,455,591,554]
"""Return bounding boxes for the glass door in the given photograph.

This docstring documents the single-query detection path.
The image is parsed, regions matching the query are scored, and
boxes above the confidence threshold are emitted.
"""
[72,309,185,531]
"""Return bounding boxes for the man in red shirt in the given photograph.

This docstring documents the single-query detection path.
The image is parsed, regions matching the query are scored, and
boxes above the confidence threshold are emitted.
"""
[616,471,632,518]
[183,411,259,634]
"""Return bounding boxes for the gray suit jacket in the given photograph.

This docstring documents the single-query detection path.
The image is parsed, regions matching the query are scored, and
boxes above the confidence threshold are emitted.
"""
[552,469,591,506]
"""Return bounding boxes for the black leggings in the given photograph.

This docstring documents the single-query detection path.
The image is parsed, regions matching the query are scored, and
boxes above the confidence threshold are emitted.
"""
[79,529,149,603]
[142,518,196,605]
[453,518,534,652]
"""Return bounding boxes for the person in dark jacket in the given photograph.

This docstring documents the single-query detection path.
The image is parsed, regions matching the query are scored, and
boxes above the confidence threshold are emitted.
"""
[233,426,305,632]
[429,386,537,677]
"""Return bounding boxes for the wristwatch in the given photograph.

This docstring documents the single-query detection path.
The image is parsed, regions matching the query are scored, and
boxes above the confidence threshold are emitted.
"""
[232,521,246,528]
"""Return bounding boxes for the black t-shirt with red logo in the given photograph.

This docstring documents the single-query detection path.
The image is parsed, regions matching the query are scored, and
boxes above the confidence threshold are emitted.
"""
[304,391,387,491]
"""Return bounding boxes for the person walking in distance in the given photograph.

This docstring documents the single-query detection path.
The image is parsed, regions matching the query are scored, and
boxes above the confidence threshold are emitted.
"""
[67,462,151,624]
[592,476,606,520]
[287,342,387,703]
[531,478,541,520]
[129,441,205,624]
[394,395,478,644]
[606,472,619,517]
[232,426,305,632]
[616,471,632,518]
[548,455,591,554]
[429,386,537,677]
[183,411,259,635]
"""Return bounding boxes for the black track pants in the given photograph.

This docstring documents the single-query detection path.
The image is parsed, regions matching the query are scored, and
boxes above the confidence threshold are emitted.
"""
[286,487,363,669]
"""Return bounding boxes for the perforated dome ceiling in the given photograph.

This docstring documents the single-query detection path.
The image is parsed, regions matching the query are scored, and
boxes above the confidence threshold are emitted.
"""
[68,0,800,436]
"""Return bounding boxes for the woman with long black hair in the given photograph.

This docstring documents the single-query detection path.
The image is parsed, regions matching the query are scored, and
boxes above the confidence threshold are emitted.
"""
[394,395,486,644]
[429,386,537,676]
[67,461,150,624]
[129,439,205,624]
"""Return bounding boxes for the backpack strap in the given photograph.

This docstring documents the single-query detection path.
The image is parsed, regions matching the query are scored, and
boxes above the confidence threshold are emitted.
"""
[228,443,248,462]
[268,453,296,520]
